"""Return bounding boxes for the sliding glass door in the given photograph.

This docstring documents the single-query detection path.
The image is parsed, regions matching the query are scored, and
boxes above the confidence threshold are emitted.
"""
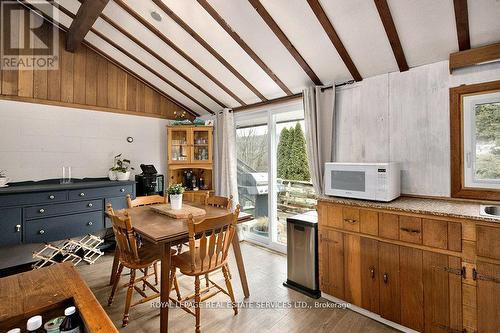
[236,102,316,253]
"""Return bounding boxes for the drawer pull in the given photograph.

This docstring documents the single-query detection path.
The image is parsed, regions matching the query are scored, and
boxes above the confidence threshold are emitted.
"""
[15,224,21,232]
[343,219,357,224]
[87,221,93,226]
[88,203,93,208]
[383,273,389,284]
[79,192,85,197]
[120,188,125,192]
[369,266,376,280]
[39,208,45,214]
[400,227,420,234]
[49,195,55,200]
[39,229,45,235]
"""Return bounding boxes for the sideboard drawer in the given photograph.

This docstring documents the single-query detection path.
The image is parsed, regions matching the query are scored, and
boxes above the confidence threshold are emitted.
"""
[0,208,22,247]
[0,190,68,207]
[477,225,500,260]
[68,185,133,201]
[24,199,103,219]
[25,211,103,243]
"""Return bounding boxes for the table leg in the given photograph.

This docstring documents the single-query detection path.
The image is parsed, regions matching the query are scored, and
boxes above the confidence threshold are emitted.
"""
[160,242,171,333]
[231,232,249,298]
[109,249,120,286]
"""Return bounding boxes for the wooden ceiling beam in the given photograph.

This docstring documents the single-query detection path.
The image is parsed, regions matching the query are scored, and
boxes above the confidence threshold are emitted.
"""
[248,0,323,85]
[374,0,409,72]
[306,0,362,82]
[197,0,292,95]
[453,0,471,51]
[65,0,109,52]
[449,42,500,72]
[21,0,199,117]
[113,0,246,106]
[54,3,212,114]
[151,0,267,101]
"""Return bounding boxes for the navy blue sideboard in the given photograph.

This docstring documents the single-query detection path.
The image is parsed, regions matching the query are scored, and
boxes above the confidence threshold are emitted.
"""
[0,179,135,247]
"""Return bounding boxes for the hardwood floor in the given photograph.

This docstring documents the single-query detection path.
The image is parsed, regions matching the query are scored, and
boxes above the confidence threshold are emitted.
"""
[77,242,399,333]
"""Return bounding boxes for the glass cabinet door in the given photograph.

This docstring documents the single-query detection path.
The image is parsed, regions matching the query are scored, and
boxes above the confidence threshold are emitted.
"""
[191,128,212,163]
[169,129,190,163]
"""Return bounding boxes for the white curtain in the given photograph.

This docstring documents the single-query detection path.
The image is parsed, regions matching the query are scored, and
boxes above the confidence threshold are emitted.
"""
[213,108,239,208]
[303,86,336,195]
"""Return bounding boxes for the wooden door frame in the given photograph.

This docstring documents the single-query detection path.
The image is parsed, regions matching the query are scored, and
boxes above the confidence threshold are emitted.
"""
[450,80,500,201]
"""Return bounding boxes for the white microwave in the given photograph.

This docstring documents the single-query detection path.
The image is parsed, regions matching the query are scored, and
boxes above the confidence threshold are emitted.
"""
[324,162,401,202]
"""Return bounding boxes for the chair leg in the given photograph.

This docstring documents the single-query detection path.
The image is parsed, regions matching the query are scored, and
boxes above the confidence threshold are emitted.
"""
[153,262,159,286]
[205,273,209,288]
[108,263,124,306]
[173,273,182,301]
[195,275,201,333]
[109,249,120,286]
[222,264,238,315]
[122,269,136,327]
[143,267,149,291]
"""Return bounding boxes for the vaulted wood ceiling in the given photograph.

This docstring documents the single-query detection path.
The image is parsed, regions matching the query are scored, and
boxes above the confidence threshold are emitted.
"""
[23,0,500,115]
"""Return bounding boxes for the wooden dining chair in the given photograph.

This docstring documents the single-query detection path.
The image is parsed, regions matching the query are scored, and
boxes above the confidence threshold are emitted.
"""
[106,204,181,327]
[185,191,210,205]
[206,194,233,210]
[109,195,167,286]
[168,204,241,333]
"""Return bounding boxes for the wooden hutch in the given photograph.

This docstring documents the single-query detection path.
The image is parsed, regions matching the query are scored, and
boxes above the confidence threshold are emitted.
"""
[166,125,214,200]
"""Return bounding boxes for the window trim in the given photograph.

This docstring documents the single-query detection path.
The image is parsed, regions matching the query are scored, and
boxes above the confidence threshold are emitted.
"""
[450,80,500,201]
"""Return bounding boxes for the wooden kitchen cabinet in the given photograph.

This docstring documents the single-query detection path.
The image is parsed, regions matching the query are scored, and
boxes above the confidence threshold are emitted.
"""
[360,237,379,314]
[318,229,344,299]
[167,126,213,165]
[399,246,424,332]
[343,234,362,306]
[476,261,500,333]
[379,242,401,323]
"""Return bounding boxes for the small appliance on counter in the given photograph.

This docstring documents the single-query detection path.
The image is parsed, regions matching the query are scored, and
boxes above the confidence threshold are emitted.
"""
[283,210,320,299]
[135,164,164,196]
[324,162,401,202]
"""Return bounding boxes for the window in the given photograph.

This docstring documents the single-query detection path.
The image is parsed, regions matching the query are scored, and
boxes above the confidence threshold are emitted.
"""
[450,81,500,200]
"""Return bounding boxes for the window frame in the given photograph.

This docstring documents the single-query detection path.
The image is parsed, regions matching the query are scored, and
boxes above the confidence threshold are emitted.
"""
[450,80,500,201]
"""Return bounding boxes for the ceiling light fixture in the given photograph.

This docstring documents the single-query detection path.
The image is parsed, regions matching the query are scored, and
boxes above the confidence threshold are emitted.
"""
[150,10,162,22]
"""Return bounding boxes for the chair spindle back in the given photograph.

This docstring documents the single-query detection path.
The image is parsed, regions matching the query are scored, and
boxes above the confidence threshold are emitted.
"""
[127,194,166,208]
[106,204,140,263]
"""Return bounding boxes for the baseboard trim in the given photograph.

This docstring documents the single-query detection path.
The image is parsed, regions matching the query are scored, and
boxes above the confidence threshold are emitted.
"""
[321,292,419,333]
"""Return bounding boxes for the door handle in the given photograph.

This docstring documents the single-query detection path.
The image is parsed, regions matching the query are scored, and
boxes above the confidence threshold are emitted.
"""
[383,273,388,284]
[15,224,21,232]
[369,266,375,280]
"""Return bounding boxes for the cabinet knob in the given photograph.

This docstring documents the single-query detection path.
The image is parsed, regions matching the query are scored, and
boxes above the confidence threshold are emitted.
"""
[39,229,45,235]
[15,224,21,232]
[87,221,93,226]
[369,266,376,280]
[79,192,85,197]
[87,203,93,208]
[49,195,55,200]
[39,208,45,213]
[383,273,389,284]
[120,188,125,192]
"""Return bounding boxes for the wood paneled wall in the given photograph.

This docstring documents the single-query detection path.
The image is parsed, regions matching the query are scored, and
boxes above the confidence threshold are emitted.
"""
[0,8,187,119]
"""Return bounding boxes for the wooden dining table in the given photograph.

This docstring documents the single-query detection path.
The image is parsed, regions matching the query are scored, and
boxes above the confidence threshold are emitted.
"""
[125,203,252,333]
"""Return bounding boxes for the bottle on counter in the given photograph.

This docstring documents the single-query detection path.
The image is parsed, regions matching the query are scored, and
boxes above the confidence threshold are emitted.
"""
[60,306,82,333]
[27,315,46,333]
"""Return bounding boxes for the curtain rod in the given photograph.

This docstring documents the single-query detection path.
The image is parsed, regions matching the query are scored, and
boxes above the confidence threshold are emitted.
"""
[232,79,356,113]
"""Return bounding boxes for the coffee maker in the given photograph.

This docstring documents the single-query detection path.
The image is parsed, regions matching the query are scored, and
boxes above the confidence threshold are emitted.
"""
[135,164,164,196]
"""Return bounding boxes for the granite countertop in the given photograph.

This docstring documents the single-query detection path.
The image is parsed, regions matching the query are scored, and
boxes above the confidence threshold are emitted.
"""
[318,195,500,223]
[0,178,136,195]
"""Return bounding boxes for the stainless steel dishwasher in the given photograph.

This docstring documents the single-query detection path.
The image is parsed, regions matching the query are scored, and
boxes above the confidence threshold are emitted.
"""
[283,210,320,298]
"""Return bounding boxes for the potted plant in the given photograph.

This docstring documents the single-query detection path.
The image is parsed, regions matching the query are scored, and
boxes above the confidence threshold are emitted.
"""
[109,154,134,181]
[167,184,185,210]
[0,169,9,187]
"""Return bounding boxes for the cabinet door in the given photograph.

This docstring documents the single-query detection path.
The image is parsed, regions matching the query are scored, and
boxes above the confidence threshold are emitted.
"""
[344,234,362,306]
[318,229,344,299]
[168,128,191,164]
[423,252,463,333]
[191,128,212,164]
[476,261,500,333]
[400,246,424,331]
[379,242,400,323]
[360,237,379,314]
[0,208,22,247]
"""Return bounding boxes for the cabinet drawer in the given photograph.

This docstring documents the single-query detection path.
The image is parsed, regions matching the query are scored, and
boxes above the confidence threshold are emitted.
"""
[25,211,103,243]
[399,216,422,244]
[379,213,399,240]
[24,199,103,219]
[342,207,360,232]
[422,219,462,252]
[68,185,133,200]
[0,208,22,247]
[477,226,500,260]
[0,190,67,207]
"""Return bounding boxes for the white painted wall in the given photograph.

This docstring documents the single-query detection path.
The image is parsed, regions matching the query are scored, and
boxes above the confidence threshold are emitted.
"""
[335,59,500,196]
[0,100,170,182]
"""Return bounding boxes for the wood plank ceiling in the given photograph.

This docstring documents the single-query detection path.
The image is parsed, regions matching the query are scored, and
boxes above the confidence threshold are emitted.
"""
[23,0,500,115]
